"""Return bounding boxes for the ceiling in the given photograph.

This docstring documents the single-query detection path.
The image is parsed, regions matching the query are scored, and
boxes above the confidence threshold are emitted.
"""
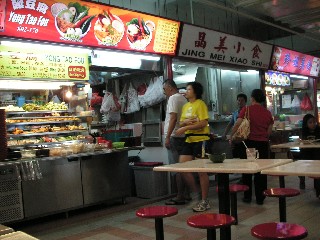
[227,0,320,41]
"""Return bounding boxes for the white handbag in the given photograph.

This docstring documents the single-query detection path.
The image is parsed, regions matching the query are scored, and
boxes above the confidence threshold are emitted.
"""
[232,107,250,141]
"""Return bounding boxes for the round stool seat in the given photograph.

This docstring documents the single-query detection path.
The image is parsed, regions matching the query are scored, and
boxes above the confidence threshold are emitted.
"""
[251,222,308,240]
[216,184,249,193]
[187,213,235,229]
[136,206,178,219]
[264,188,300,198]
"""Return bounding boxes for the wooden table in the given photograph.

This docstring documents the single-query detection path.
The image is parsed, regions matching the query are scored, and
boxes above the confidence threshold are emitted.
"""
[154,158,292,240]
[261,160,320,177]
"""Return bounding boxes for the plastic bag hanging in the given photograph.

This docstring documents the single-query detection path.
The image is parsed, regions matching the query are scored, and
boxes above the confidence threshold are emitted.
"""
[119,83,128,114]
[125,82,140,114]
[300,93,313,111]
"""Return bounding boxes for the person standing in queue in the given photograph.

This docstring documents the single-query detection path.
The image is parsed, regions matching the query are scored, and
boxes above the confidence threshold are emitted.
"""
[175,82,211,212]
[162,79,190,205]
[230,89,274,205]
[223,93,247,158]
[299,114,320,198]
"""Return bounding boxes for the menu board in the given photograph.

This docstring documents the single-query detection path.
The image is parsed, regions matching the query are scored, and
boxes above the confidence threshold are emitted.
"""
[265,70,290,86]
[271,46,320,77]
[0,0,180,55]
[0,46,89,80]
[178,24,273,69]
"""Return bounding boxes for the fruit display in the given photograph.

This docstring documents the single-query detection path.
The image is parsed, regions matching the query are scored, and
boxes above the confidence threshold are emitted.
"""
[0,105,24,112]
[6,116,80,123]
[10,125,86,135]
[22,102,68,111]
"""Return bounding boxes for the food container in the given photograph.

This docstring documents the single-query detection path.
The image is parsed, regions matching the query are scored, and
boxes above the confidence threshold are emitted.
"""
[112,142,125,149]
[49,147,62,157]
[71,143,85,154]
[20,149,36,159]
[61,145,73,156]
[83,143,95,152]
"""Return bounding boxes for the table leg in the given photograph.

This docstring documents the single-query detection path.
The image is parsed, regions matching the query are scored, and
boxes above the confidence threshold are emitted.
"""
[155,218,164,240]
[217,173,231,240]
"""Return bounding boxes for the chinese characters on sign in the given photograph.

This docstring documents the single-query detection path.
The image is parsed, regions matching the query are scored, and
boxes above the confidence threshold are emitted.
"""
[0,0,180,55]
[271,46,320,77]
[0,46,89,80]
[178,24,273,69]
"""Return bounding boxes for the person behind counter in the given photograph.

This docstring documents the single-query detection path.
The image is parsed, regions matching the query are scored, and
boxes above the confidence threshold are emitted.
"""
[223,93,247,158]
[230,89,274,205]
[175,82,211,212]
[162,79,190,205]
[299,114,320,198]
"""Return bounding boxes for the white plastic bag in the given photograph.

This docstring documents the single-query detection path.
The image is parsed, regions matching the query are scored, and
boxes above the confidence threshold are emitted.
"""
[119,83,127,114]
[138,76,165,108]
[291,95,301,108]
[100,92,121,114]
[125,83,140,114]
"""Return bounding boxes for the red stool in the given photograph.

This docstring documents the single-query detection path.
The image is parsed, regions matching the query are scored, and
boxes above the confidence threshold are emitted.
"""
[251,222,308,239]
[216,184,249,224]
[136,206,178,240]
[187,213,235,240]
[263,188,300,222]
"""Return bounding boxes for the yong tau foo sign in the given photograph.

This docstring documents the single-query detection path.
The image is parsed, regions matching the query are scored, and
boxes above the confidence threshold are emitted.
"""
[178,24,273,69]
[0,46,89,80]
[271,46,320,77]
[0,0,180,55]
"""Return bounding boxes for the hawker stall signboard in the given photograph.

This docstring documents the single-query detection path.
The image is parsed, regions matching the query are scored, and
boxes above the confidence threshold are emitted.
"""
[178,24,273,69]
[0,0,180,55]
[265,70,290,87]
[271,46,320,77]
[0,46,89,80]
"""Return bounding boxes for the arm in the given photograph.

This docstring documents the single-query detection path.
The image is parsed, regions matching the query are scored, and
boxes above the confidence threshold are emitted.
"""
[176,119,208,135]
[179,117,198,127]
[165,112,177,148]
[230,118,243,139]
[223,120,233,138]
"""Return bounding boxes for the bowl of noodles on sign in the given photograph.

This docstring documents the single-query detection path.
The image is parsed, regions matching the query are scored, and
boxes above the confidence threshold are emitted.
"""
[52,2,95,41]
[126,17,155,50]
[94,10,125,46]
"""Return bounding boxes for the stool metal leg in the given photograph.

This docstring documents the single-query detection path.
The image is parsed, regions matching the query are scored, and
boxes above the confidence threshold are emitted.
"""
[230,193,238,225]
[279,176,285,188]
[207,229,216,240]
[279,197,286,222]
[155,218,164,240]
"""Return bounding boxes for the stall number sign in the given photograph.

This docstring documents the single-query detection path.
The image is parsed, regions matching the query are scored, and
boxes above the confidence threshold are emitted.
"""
[271,46,320,77]
[0,0,180,55]
[0,46,89,80]
[178,24,273,69]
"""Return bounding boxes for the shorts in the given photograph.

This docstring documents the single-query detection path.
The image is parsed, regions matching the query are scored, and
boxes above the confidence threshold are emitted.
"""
[180,141,204,159]
[167,137,185,165]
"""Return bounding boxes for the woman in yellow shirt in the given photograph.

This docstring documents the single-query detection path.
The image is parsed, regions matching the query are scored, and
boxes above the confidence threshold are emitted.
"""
[176,82,210,212]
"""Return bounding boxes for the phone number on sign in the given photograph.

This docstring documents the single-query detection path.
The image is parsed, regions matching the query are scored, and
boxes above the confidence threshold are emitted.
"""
[17,26,39,33]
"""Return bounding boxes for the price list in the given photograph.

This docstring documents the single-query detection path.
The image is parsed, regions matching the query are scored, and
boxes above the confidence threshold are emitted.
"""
[0,46,89,80]
[153,20,179,54]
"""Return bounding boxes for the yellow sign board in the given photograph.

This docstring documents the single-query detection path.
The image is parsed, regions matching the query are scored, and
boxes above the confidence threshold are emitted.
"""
[0,46,89,80]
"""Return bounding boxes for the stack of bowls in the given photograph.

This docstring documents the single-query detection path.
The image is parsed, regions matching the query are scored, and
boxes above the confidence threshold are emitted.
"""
[0,109,7,161]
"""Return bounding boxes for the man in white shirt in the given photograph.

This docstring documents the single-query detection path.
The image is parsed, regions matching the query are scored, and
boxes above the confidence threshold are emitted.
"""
[163,79,189,205]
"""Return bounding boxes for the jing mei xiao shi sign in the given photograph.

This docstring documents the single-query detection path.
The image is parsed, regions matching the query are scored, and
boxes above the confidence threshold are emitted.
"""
[271,46,320,77]
[0,46,89,80]
[0,0,180,55]
[178,24,273,69]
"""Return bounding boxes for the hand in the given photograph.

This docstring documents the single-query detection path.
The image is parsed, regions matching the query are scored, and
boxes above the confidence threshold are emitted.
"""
[175,127,187,136]
[182,117,198,126]
[165,137,170,149]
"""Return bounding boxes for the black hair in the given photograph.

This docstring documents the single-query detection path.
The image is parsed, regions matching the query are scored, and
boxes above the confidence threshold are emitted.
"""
[302,114,316,132]
[237,93,247,102]
[251,89,266,103]
[163,79,177,89]
[186,82,203,99]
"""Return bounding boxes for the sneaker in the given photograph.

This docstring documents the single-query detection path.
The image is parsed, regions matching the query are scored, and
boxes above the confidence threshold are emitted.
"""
[192,200,210,212]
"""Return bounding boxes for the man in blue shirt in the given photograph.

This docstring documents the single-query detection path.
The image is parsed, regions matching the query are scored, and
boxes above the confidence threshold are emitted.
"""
[223,93,247,158]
